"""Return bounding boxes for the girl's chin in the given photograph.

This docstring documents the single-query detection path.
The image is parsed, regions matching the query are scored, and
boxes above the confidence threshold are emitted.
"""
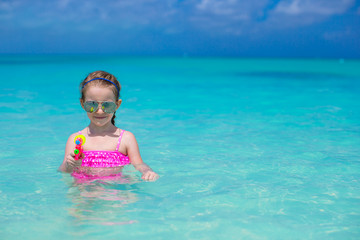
[93,123,111,127]
[92,118,111,126]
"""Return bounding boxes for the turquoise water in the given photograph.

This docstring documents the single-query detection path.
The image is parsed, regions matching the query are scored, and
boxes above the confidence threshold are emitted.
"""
[1,56,360,239]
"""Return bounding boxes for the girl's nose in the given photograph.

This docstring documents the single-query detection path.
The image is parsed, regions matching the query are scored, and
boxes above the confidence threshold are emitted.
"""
[96,103,105,113]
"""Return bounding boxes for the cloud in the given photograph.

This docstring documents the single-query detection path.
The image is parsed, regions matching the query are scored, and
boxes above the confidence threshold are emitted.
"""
[186,0,356,34]
[185,0,269,35]
[0,0,22,20]
[197,0,239,15]
[57,0,71,9]
[0,0,22,11]
[0,0,357,36]
[260,0,356,31]
[274,0,355,16]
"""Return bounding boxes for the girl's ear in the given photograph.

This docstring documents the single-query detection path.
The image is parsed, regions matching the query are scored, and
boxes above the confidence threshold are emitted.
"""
[116,99,122,110]
[80,98,84,109]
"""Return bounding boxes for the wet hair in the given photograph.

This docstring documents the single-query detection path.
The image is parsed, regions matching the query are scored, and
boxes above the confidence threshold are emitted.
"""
[80,70,121,125]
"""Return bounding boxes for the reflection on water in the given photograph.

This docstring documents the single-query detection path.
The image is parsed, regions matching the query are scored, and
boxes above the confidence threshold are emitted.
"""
[62,173,141,226]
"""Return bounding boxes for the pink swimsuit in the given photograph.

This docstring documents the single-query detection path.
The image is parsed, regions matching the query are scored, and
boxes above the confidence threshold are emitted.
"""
[72,129,131,180]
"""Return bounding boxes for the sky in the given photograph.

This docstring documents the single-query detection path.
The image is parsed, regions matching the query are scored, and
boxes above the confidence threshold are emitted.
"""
[0,0,359,58]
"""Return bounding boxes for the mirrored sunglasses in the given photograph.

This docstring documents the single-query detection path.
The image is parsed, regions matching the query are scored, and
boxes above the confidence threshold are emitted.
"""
[84,101,117,113]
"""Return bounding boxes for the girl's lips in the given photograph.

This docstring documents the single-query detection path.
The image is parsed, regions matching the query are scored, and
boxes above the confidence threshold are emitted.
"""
[94,116,107,119]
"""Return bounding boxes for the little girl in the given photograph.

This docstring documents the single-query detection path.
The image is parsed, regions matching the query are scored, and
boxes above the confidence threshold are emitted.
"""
[58,70,159,181]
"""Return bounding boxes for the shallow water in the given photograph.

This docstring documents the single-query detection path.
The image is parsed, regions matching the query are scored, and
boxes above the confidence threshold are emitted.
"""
[0,56,360,239]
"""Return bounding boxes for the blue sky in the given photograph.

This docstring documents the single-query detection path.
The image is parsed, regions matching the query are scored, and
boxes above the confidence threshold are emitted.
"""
[1,0,359,58]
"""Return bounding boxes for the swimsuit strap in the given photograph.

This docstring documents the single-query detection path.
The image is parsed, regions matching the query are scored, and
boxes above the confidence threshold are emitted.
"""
[116,130,125,151]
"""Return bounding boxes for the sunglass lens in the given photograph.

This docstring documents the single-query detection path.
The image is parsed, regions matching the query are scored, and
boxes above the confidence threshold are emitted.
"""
[102,102,117,113]
[84,101,98,113]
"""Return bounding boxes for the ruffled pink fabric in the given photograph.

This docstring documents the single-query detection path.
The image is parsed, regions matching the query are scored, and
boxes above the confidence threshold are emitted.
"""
[81,150,130,168]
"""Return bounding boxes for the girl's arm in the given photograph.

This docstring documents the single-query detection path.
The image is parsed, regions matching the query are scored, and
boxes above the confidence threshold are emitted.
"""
[58,133,82,173]
[125,131,159,181]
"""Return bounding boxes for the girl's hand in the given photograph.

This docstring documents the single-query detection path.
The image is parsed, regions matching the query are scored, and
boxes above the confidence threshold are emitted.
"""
[142,170,159,182]
[65,152,83,172]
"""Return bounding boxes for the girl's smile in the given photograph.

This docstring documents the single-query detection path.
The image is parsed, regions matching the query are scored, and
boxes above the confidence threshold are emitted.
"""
[94,116,107,120]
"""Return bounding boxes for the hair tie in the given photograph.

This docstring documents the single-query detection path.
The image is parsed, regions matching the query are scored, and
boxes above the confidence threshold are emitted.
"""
[82,77,119,92]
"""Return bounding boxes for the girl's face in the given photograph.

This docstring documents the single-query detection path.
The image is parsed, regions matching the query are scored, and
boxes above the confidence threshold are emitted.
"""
[80,86,122,127]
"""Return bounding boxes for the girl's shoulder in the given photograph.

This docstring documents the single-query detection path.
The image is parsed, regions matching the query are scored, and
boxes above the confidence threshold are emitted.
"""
[67,128,87,141]
[120,129,137,145]
[121,129,134,138]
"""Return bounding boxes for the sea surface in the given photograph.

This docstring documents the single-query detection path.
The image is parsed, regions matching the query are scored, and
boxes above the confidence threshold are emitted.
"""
[0,56,359,239]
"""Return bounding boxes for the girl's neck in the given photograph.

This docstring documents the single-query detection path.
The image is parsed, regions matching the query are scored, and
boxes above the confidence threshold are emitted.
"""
[87,122,117,135]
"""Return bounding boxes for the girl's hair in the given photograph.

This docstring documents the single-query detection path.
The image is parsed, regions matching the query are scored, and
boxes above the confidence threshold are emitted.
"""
[80,70,121,125]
